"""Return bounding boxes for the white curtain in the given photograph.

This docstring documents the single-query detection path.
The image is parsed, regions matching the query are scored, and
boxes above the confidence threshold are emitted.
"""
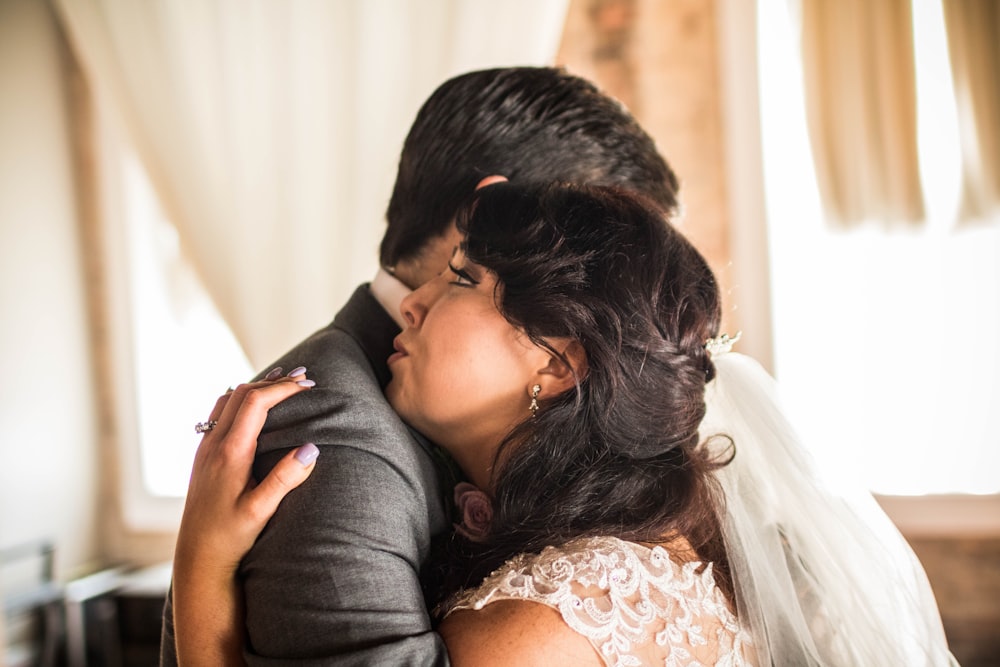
[942,0,1000,224]
[799,0,924,228]
[53,0,569,368]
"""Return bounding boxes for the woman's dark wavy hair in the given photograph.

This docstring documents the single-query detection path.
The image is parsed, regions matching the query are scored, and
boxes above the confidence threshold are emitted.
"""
[433,182,733,607]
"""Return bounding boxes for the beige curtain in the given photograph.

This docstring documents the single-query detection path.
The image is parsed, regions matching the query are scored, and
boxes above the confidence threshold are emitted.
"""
[943,0,1000,224]
[52,0,569,368]
[800,0,923,228]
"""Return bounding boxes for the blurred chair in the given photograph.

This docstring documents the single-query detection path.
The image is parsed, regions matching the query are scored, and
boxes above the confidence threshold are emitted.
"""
[1,540,64,667]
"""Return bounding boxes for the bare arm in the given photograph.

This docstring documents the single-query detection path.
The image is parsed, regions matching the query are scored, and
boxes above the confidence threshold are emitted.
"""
[172,377,318,666]
[439,601,602,667]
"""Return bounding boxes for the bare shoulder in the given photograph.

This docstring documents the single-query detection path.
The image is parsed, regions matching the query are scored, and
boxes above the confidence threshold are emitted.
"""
[439,600,603,667]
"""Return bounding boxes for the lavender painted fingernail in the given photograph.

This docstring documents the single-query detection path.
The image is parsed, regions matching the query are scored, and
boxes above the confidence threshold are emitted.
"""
[296,379,316,388]
[287,366,307,378]
[265,367,283,381]
[295,443,319,466]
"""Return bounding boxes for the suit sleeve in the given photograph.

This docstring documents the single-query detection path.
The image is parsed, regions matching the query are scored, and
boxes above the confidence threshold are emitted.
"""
[160,584,178,666]
[161,441,448,666]
[240,439,449,666]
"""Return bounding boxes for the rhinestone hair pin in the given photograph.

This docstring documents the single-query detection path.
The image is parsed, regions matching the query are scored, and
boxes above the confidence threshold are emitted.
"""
[705,331,741,357]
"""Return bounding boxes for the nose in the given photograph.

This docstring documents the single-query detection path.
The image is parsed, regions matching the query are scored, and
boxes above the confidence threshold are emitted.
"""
[399,279,435,328]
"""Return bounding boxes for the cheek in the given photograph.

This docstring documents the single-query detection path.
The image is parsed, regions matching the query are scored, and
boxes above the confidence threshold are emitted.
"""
[412,319,533,428]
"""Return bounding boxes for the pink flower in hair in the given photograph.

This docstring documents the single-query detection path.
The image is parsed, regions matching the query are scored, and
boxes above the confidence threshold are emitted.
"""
[453,482,493,543]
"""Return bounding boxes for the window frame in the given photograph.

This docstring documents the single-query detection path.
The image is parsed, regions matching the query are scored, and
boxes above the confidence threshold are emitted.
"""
[716,0,1000,537]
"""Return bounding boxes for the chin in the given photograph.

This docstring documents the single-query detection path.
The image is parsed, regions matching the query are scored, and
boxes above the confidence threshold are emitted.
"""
[385,380,400,407]
[384,382,415,425]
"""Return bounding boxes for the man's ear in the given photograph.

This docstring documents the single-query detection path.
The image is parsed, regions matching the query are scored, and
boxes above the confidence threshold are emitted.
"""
[476,174,508,190]
[536,339,588,396]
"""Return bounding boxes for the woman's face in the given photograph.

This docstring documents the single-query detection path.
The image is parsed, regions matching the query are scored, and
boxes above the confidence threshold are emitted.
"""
[386,248,551,462]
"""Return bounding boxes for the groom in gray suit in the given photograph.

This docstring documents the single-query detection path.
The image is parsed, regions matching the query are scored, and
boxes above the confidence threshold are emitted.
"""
[161,67,678,665]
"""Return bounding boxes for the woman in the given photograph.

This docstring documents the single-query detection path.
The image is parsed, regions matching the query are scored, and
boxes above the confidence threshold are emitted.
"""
[173,183,954,665]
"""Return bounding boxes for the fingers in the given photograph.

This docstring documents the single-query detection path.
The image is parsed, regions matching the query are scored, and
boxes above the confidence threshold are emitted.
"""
[195,368,314,475]
[224,378,311,450]
[213,366,310,439]
[242,443,319,524]
[212,381,272,439]
[206,392,231,424]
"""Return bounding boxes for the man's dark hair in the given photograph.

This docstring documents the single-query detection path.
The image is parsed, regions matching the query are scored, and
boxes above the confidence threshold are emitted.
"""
[380,67,678,268]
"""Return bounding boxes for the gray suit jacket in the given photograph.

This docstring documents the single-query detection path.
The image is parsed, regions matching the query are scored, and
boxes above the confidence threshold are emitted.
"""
[161,285,450,665]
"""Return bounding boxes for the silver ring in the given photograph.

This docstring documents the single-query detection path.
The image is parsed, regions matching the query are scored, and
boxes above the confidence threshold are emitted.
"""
[195,420,218,434]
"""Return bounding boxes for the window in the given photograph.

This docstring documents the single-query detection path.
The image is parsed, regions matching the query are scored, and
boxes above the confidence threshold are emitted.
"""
[122,150,253,497]
[102,122,251,527]
[758,0,999,496]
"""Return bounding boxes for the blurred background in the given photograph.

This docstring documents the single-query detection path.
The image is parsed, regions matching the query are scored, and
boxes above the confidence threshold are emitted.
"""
[1,0,997,664]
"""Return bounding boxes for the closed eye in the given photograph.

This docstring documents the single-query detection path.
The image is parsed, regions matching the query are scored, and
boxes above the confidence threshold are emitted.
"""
[448,262,479,287]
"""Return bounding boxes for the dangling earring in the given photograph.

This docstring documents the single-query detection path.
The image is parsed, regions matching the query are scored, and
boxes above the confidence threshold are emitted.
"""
[529,384,541,418]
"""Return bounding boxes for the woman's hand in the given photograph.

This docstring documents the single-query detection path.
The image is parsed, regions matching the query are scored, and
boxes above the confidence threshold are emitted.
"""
[173,371,319,666]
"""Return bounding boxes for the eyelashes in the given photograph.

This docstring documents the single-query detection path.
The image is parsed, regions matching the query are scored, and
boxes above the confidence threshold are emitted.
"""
[448,261,480,287]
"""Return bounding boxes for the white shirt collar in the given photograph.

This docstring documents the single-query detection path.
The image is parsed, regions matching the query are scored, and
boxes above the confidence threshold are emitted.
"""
[370,267,411,330]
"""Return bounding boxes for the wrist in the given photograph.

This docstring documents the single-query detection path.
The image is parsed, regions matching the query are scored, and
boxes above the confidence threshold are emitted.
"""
[173,540,242,584]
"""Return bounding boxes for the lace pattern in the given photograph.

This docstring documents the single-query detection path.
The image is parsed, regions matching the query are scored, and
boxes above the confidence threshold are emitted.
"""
[446,536,754,667]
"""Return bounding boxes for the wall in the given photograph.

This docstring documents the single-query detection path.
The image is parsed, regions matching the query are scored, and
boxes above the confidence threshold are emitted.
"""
[0,0,102,583]
[556,0,740,340]
[909,537,1000,667]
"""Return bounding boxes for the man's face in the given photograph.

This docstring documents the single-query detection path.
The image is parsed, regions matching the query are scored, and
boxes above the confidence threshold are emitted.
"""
[398,176,507,289]
[408,222,465,288]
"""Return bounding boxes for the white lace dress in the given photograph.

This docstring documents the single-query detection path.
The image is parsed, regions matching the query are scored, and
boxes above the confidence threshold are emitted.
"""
[445,536,754,667]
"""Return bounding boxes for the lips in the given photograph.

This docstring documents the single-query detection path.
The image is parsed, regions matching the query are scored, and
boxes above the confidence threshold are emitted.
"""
[387,335,409,364]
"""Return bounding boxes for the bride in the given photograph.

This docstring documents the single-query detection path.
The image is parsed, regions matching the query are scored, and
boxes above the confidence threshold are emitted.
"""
[172,182,956,665]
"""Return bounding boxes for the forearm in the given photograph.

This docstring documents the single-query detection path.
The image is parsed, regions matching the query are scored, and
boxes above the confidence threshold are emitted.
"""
[167,377,319,665]
[173,559,246,667]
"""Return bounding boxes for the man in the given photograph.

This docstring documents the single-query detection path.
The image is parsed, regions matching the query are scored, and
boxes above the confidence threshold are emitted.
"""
[161,67,678,664]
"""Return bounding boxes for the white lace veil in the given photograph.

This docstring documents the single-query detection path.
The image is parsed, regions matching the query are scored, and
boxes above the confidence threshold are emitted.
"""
[700,352,958,666]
